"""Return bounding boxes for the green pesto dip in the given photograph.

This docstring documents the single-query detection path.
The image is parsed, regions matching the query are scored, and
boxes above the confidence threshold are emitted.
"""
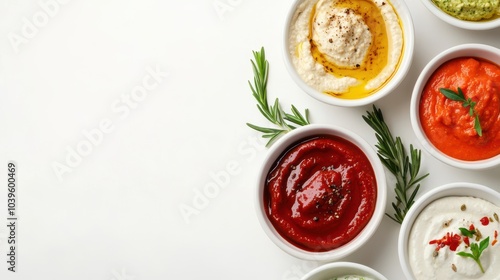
[432,0,500,21]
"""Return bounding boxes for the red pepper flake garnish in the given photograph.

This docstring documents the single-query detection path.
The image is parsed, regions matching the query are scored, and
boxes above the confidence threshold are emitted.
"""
[470,224,476,231]
[480,216,490,226]
[464,236,470,246]
[493,230,498,246]
[429,232,462,251]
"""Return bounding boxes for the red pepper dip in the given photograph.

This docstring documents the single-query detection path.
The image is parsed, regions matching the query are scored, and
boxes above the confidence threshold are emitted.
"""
[264,135,377,252]
[419,57,500,161]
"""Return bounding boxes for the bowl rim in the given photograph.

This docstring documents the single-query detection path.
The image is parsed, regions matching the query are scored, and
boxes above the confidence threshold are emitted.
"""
[409,43,500,170]
[254,124,387,261]
[398,182,500,280]
[419,0,500,30]
[282,0,415,107]
[300,261,389,280]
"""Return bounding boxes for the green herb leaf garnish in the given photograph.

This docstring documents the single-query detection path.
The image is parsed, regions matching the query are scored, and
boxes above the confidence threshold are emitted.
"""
[457,236,490,273]
[246,47,310,147]
[459,227,476,238]
[363,105,429,224]
[439,87,482,137]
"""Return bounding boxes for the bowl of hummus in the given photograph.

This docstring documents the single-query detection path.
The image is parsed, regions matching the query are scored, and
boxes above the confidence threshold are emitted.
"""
[301,262,388,280]
[410,43,500,170]
[399,182,500,280]
[421,0,500,30]
[255,124,387,261]
[283,0,414,107]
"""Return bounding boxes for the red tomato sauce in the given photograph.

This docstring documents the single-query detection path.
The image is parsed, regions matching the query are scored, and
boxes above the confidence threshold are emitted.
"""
[419,57,500,161]
[264,135,377,252]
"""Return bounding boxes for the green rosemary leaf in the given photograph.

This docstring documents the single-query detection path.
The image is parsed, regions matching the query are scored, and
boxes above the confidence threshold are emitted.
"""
[246,123,281,134]
[247,47,310,146]
[363,105,429,224]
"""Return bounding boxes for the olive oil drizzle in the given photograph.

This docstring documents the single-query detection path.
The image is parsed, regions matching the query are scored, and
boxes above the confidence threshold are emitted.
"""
[308,0,391,97]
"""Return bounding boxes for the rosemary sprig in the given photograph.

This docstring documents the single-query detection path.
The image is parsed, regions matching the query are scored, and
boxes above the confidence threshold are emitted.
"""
[439,87,482,136]
[246,47,310,146]
[363,105,429,224]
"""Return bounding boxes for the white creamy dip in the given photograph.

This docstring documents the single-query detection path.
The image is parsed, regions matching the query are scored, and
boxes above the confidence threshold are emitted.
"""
[408,196,500,280]
[288,0,403,99]
[312,4,372,68]
[329,276,375,280]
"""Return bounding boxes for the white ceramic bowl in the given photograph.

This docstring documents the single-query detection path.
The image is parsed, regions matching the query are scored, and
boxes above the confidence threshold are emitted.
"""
[420,0,500,30]
[398,182,500,280]
[282,0,414,107]
[410,43,500,170]
[301,262,389,280]
[255,124,387,261]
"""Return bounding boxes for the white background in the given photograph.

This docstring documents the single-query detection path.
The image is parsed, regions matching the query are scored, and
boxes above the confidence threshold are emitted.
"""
[0,0,499,279]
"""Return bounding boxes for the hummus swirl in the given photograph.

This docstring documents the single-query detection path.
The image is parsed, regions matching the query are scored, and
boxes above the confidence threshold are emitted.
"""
[409,196,500,280]
[289,0,404,99]
[312,5,372,68]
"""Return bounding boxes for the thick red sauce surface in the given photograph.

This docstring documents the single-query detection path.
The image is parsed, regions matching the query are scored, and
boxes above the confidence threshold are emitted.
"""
[264,135,377,252]
[419,57,500,160]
